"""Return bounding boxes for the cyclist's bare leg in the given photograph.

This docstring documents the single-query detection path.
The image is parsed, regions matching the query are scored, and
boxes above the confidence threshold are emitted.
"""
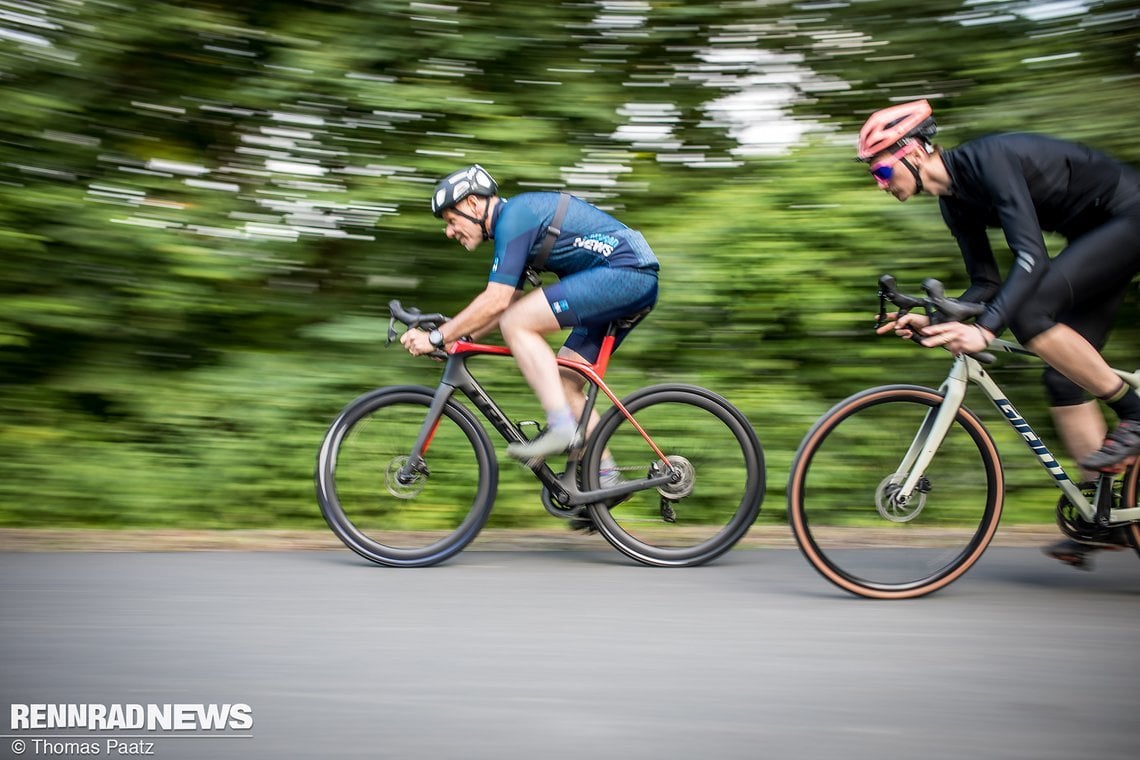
[1030,324,1140,472]
[557,348,601,436]
[1050,401,1108,480]
[499,291,582,460]
[499,289,568,412]
[557,349,620,479]
[1027,324,1121,398]
[557,347,623,532]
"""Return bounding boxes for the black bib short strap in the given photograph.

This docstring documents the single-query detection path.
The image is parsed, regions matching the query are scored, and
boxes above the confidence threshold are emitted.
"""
[532,192,572,273]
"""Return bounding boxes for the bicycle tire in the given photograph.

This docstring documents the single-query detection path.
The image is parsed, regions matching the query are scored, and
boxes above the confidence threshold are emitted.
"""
[787,385,1003,599]
[316,386,497,567]
[1123,457,1140,557]
[580,384,765,567]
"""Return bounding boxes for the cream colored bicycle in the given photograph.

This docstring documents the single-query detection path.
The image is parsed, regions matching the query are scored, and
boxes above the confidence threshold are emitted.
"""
[787,276,1140,599]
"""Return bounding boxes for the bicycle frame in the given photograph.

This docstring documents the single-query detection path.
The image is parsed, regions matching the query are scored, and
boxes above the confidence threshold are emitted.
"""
[398,330,675,509]
[890,339,1140,527]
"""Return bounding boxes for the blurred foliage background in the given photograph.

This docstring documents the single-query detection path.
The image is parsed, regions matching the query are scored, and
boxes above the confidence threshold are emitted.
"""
[1,0,1137,531]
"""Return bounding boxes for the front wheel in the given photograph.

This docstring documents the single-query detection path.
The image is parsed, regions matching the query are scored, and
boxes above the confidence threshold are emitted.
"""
[581,384,765,567]
[787,385,1004,599]
[316,386,498,567]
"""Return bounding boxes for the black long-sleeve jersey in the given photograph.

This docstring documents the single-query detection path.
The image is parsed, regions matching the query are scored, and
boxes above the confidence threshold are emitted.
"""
[938,133,1140,334]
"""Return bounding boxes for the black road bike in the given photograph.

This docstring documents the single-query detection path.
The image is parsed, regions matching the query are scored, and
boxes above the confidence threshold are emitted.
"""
[317,301,765,568]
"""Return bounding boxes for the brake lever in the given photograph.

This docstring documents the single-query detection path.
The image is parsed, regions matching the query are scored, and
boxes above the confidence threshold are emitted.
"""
[876,275,897,328]
[875,289,910,329]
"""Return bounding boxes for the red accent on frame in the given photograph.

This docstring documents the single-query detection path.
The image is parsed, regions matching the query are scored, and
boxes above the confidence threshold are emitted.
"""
[447,334,668,462]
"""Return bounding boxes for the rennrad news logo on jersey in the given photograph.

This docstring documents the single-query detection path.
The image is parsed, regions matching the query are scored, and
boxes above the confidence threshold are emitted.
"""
[10,703,254,732]
[573,233,619,257]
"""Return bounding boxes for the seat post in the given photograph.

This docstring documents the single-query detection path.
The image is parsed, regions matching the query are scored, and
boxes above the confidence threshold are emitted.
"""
[590,307,651,378]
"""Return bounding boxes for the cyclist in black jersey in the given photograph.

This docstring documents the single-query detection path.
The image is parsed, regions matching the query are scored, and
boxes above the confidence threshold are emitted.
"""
[402,165,660,471]
[858,100,1140,568]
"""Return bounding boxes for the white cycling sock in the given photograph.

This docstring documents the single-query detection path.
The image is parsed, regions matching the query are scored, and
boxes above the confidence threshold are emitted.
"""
[547,407,576,433]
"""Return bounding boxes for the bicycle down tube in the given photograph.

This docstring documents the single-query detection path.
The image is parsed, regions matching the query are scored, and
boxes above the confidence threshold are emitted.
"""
[970,347,1140,526]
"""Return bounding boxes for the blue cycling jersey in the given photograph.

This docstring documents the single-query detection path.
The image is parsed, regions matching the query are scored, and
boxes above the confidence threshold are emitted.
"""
[487,192,659,289]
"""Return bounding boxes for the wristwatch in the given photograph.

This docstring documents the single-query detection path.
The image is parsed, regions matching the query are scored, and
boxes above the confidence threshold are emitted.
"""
[428,329,446,348]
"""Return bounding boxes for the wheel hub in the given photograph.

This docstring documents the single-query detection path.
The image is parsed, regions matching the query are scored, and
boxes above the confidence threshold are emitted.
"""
[385,456,425,499]
[876,476,927,522]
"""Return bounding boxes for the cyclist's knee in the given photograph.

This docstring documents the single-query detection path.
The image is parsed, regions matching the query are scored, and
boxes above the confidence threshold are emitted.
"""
[558,363,586,389]
[498,306,522,338]
[1042,366,1089,407]
[500,296,557,339]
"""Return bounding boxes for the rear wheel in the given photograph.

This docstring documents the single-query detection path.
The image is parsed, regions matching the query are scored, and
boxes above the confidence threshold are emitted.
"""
[787,385,1003,599]
[581,384,764,567]
[316,386,497,567]
[1122,457,1140,557]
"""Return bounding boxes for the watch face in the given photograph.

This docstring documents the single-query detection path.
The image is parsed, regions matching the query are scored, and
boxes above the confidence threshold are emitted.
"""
[430,329,444,347]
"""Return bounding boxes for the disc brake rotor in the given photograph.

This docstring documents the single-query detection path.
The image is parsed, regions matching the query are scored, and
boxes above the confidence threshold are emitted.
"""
[656,455,695,500]
[875,475,927,522]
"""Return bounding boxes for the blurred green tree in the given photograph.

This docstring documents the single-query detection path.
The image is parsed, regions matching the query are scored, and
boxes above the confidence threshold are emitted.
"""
[0,0,1136,529]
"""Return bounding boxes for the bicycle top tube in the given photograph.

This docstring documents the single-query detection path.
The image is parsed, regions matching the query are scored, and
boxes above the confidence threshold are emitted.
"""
[446,333,619,382]
[977,339,1134,382]
[389,297,640,382]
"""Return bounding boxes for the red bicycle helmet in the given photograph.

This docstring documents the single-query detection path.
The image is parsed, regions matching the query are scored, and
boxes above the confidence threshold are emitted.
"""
[857,100,936,161]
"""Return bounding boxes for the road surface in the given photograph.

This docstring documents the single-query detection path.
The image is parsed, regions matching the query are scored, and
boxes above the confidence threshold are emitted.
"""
[2,545,1137,759]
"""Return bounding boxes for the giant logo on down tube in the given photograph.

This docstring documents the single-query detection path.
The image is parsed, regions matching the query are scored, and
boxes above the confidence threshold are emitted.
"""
[996,399,1069,482]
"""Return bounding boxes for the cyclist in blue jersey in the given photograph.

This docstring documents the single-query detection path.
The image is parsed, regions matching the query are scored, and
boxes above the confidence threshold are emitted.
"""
[860,101,1140,568]
[402,165,660,470]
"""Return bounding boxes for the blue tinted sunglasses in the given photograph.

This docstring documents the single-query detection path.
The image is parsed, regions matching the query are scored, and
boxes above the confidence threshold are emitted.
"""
[868,146,913,186]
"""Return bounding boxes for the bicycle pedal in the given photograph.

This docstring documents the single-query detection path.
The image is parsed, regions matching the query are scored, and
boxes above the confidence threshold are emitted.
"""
[516,420,542,441]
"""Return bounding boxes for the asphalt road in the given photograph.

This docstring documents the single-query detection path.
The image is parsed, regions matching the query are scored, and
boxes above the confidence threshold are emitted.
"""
[1,545,1138,760]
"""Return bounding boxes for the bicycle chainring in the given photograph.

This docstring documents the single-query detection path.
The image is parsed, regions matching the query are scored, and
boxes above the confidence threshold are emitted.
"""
[541,484,581,519]
[385,456,425,499]
[1056,481,1118,543]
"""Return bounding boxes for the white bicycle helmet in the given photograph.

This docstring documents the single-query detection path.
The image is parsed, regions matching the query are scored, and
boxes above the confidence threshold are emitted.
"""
[431,164,498,218]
